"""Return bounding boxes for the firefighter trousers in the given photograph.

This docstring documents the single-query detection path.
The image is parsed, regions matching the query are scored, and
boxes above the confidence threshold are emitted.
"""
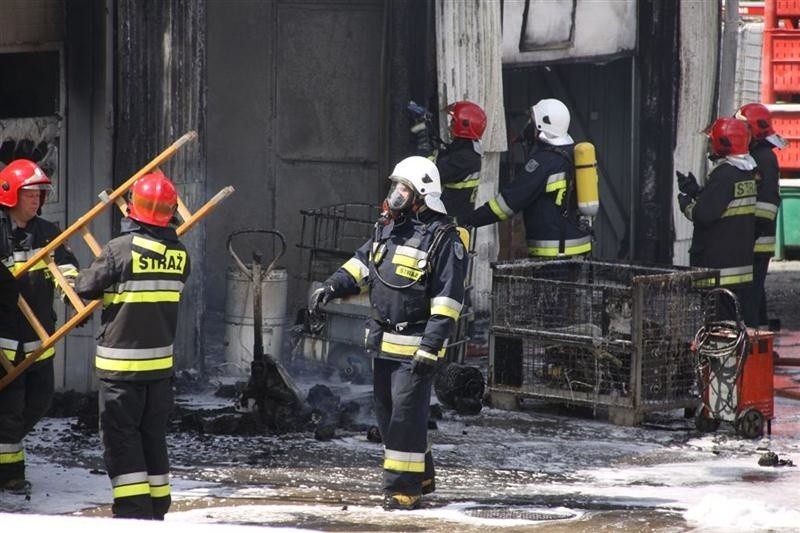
[753,255,771,327]
[99,378,173,520]
[0,357,54,484]
[373,357,435,495]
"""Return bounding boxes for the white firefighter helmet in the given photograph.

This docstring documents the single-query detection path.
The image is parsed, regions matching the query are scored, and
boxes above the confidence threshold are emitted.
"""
[388,156,447,214]
[531,98,573,146]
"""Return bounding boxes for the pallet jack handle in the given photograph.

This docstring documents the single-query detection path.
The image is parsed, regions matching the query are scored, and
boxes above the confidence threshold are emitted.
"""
[226,229,286,364]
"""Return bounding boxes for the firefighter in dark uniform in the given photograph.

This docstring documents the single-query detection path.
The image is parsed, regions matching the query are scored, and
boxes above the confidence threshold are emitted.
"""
[677,117,757,325]
[411,100,487,220]
[458,98,591,257]
[74,171,190,520]
[735,103,784,327]
[309,156,467,510]
[0,160,79,495]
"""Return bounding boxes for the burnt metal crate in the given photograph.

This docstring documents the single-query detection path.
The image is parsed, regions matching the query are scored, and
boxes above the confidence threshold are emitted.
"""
[489,259,717,425]
[297,202,381,282]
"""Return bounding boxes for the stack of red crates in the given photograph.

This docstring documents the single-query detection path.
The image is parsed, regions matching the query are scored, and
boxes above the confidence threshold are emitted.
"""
[762,0,800,173]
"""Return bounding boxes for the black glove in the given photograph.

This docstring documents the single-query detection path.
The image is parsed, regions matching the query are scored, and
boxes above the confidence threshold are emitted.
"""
[678,193,694,213]
[676,171,700,198]
[309,284,335,315]
[411,348,440,377]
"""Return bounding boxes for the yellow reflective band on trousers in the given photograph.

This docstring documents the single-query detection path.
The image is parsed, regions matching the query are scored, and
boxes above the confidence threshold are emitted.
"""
[103,291,181,306]
[150,483,171,498]
[95,355,173,372]
[754,236,776,254]
[384,449,426,473]
[693,265,752,287]
[0,443,24,465]
[113,482,151,499]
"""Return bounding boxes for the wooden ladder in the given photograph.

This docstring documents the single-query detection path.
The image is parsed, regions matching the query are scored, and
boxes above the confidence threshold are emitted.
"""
[0,131,234,391]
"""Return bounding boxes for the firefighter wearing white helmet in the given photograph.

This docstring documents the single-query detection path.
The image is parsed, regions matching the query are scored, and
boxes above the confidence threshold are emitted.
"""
[460,98,592,257]
[309,156,467,510]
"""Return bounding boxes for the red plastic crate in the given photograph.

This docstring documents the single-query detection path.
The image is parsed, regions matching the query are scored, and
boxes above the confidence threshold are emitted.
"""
[766,30,800,94]
[768,108,800,171]
[777,0,800,17]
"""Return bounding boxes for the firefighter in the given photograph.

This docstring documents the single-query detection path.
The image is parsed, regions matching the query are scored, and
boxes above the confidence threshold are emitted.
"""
[309,156,467,510]
[734,103,783,327]
[0,159,79,495]
[411,100,487,219]
[74,170,190,520]
[676,117,757,325]
[457,98,591,257]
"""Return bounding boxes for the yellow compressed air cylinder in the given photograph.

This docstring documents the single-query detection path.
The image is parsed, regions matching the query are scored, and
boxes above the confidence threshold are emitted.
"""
[574,142,599,217]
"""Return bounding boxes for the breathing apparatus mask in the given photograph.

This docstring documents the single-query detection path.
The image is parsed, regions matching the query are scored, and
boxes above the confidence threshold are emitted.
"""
[381,179,420,223]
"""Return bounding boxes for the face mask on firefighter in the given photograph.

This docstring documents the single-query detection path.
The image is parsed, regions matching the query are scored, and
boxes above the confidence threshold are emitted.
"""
[385,181,416,213]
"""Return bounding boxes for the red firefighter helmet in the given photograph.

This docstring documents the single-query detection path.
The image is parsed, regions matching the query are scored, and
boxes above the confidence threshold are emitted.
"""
[734,103,775,141]
[708,117,751,157]
[128,170,178,227]
[0,159,53,208]
[446,100,487,140]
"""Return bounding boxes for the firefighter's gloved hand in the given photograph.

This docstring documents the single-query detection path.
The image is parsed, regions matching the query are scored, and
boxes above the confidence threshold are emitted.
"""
[309,284,335,315]
[411,348,440,377]
[678,193,694,214]
[676,171,700,198]
[410,121,433,155]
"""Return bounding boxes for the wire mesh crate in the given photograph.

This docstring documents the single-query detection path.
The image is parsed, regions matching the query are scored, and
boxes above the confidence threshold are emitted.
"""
[297,202,381,282]
[489,259,717,424]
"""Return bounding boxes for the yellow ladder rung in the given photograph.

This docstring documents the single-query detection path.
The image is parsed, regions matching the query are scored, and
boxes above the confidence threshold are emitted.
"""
[80,226,104,257]
[17,295,50,343]
[46,259,86,312]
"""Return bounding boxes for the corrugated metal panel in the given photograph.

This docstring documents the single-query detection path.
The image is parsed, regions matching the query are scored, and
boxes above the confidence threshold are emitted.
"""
[115,0,207,372]
[735,22,764,109]
[672,0,719,266]
[436,0,507,314]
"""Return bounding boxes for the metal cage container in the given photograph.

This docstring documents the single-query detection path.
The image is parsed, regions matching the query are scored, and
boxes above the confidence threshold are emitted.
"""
[489,259,717,425]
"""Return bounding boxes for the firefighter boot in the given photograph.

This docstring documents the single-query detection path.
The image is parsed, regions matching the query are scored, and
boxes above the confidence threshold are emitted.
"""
[421,478,435,495]
[383,493,421,511]
[2,478,32,496]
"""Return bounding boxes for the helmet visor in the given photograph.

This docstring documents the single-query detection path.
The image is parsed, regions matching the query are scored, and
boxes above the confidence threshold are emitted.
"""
[21,183,53,191]
[386,181,415,212]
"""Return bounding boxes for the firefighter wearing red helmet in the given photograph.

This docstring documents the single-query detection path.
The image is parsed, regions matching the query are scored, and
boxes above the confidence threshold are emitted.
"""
[735,103,786,328]
[74,170,190,519]
[0,159,79,496]
[677,118,758,325]
[410,100,487,219]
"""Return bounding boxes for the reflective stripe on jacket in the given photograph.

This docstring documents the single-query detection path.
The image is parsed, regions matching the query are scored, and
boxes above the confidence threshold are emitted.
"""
[326,211,467,361]
[74,220,190,381]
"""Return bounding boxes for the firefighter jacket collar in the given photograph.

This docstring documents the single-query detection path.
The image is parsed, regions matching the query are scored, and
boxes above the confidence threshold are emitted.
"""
[121,217,179,242]
[723,154,757,172]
